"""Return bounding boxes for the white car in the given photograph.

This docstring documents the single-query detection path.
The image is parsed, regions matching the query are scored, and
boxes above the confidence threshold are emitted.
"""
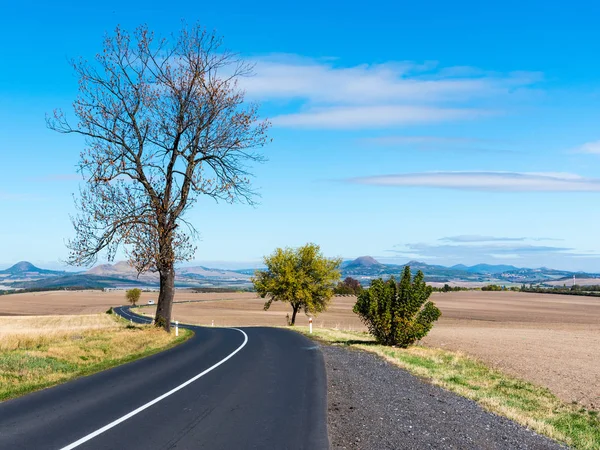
[147,300,155,305]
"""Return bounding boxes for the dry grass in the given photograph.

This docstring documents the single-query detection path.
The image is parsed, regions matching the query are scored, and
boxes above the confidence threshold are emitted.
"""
[0,313,190,401]
[299,327,600,450]
[0,314,121,351]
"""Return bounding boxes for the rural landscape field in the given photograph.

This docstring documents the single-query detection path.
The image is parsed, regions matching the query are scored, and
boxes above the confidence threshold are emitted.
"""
[2,289,598,412]
[5,2,600,449]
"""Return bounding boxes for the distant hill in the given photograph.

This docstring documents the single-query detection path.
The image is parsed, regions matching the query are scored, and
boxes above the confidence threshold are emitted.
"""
[2,257,599,289]
[86,261,137,277]
[338,256,600,286]
[342,256,385,270]
[9,274,149,290]
[0,261,69,285]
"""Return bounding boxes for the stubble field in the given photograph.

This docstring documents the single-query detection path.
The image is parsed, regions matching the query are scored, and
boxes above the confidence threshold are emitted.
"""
[1,289,598,409]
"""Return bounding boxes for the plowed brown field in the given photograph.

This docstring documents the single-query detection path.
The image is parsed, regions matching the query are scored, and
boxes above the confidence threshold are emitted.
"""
[1,289,599,409]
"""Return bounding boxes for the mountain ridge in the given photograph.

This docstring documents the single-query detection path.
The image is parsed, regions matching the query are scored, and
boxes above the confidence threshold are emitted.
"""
[2,258,599,289]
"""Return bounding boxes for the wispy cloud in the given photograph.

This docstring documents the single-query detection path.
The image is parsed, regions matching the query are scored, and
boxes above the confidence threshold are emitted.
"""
[385,235,600,270]
[242,55,541,129]
[348,171,600,192]
[392,242,575,257]
[271,105,487,129]
[245,56,540,105]
[572,140,600,155]
[440,235,528,243]
[388,240,598,265]
[440,235,564,243]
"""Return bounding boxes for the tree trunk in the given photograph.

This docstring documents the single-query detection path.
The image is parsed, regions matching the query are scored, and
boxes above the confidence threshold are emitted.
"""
[155,263,175,332]
[290,303,300,326]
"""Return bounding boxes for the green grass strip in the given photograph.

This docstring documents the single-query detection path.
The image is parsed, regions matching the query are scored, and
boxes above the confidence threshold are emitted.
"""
[0,328,192,402]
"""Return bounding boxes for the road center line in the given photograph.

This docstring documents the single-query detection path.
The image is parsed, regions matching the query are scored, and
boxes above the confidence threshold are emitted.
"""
[59,327,249,450]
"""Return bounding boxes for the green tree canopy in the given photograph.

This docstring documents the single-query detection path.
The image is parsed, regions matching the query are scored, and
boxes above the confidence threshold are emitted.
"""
[253,243,342,325]
[353,266,441,347]
[125,288,142,306]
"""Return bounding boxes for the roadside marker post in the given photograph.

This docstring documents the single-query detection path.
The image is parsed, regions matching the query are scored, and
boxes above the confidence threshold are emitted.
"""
[175,320,179,337]
[212,320,214,327]
[309,317,313,334]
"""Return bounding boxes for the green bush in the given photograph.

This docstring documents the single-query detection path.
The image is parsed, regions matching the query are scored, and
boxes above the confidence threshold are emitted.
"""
[353,266,441,347]
[106,307,113,315]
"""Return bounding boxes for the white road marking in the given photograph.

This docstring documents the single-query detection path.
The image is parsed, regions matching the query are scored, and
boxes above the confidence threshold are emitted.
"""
[59,323,249,450]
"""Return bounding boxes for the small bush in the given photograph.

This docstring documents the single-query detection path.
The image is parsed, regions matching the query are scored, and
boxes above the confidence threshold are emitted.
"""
[353,266,441,347]
[106,307,113,315]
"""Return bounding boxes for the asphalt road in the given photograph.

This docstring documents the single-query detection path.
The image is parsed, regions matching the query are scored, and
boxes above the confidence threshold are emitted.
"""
[0,307,329,449]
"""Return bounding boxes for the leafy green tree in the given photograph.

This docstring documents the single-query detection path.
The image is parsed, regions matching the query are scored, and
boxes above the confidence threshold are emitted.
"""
[125,288,142,307]
[353,266,441,347]
[253,243,342,325]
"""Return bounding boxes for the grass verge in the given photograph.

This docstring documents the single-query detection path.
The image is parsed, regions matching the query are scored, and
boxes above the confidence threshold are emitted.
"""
[0,313,192,402]
[297,327,599,450]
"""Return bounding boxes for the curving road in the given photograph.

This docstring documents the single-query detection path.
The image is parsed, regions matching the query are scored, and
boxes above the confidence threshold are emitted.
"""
[0,307,329,449]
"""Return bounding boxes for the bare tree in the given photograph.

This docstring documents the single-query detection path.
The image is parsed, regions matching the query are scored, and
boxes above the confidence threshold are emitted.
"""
[48,24,270,330]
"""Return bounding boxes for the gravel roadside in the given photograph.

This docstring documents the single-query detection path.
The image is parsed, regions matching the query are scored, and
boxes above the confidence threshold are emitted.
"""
[322,344,567,450]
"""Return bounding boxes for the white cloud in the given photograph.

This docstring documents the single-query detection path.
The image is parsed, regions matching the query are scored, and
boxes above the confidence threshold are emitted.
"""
[270,105,486,129]
[241,55,541,129]
[349,171,600,192]
[440,235,527,243]
[572,140,600,154]
[244,56,540,105]
[440,235,562,243]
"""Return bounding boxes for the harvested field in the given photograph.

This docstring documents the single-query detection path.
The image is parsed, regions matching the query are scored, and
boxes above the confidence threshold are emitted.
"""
[2,289,599,410]
[0,290,256,316]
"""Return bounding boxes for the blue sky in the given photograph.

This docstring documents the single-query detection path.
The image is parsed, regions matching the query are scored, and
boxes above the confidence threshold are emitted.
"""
[2,0,600,271]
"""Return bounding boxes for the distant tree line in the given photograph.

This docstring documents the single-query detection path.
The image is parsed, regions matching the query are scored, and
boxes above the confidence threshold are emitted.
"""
[431,284,469,293]
[520,284,600,297]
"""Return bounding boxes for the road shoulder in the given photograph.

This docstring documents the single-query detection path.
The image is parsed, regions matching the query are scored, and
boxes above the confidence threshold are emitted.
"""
[322,343,566,450]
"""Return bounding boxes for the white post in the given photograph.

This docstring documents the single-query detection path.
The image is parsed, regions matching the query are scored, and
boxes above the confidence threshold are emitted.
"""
[130,319,132,324]
[211,320,214,327]
[309,317,313,334]
[175,320,179,337]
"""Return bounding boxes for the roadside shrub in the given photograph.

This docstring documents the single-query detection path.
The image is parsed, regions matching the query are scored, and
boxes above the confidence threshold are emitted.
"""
[106,307,113,315]
[125,288,142,306]
[353,266,441,347]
